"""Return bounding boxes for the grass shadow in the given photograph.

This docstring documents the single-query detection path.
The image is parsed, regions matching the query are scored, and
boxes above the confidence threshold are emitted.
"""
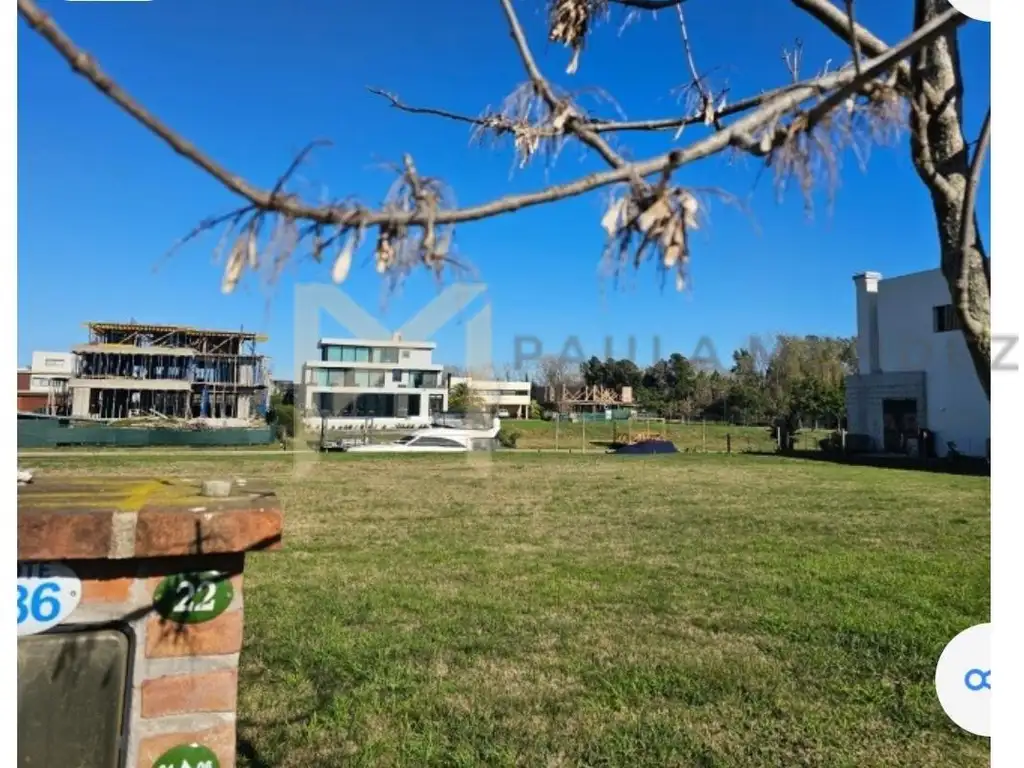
[743,450,990,477]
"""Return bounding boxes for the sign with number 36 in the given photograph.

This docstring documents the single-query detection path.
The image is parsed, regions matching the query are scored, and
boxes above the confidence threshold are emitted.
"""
[17,562,82,637]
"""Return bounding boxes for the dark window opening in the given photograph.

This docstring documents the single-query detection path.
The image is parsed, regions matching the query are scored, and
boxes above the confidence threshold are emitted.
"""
[933,304,962,333]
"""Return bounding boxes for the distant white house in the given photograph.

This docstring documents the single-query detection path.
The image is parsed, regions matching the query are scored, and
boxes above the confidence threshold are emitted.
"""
[29,351,74,393]
[299,336,448,428]
[845,269,989,457]
[448,376,531,419]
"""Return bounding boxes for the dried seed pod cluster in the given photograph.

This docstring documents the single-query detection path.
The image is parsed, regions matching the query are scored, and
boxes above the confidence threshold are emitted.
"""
[548,0,607,74]
[601,183,701,292]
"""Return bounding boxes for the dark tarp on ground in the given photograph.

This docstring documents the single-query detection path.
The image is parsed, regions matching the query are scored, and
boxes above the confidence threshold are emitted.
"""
[614,439,678,455]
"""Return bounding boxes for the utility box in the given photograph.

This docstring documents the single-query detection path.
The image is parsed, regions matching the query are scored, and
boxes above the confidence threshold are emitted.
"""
[18,477,284,768]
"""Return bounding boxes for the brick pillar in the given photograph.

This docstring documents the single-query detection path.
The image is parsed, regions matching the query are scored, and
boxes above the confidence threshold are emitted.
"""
[18,477,284,768]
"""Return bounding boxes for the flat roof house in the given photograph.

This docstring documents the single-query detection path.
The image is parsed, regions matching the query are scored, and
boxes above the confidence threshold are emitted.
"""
[845,269,990,457]
[300,336,448,427]
[448,376,531,419]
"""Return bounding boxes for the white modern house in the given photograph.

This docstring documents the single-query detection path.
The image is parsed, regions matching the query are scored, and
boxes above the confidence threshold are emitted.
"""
[28,351,74,414]
[448,376,532,419]
[29,351,74,393]
[300,336,448,428]
[845,269,990,457]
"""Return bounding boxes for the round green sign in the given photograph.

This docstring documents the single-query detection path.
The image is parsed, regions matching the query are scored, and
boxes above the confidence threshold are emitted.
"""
[152,742,220,768]
[152,571,234,624]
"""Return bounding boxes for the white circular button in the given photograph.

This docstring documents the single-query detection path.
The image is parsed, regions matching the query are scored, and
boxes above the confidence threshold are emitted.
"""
[935,622,991,737]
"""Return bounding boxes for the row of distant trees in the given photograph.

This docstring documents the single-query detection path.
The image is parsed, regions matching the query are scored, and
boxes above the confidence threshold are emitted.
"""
[517,335,856,428]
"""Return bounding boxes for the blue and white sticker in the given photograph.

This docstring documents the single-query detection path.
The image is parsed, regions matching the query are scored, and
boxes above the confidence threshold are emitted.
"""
[17,562,82,637]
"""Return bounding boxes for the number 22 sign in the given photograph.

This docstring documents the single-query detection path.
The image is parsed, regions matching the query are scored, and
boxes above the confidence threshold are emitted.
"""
[152,571,234,624]
[17,563,82,637]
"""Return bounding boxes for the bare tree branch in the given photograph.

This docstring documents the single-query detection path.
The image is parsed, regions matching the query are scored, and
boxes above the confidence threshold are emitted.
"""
[844,0,864,76]
[957,108,990,333]
[23,0,932,232]
[20,0,970,306]
[498,0,627,169]
[791,0,895,60]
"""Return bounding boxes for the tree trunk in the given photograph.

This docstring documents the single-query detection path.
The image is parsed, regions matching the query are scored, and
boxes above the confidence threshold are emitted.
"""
[908,0,991,399]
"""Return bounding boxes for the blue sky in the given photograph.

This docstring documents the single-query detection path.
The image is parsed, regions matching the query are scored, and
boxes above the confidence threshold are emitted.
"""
[18,0,990,378]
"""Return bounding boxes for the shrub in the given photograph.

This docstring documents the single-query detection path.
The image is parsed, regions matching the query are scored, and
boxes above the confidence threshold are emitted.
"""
[497,428,520,448]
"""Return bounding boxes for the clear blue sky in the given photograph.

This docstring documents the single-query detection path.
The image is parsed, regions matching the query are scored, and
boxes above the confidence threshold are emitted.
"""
[18,0,990,378]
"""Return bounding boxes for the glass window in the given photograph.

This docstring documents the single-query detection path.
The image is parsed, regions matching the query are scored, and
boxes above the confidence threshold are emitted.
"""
[354,347,370,363]
[326,346,342,362]
[377,347,399,364]
[392,369,403,383]
[327,370,346,386]
[315,369,329,387]
[341,346,357,362]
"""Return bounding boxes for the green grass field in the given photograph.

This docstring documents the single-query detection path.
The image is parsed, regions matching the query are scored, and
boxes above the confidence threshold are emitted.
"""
[502,420,829,452]
[311,420,830,453]
[27,452,989,766]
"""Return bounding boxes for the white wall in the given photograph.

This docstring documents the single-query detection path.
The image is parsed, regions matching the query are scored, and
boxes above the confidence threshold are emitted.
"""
[449,377,531,408]
[855,269,989,456]
[31,351,75,376]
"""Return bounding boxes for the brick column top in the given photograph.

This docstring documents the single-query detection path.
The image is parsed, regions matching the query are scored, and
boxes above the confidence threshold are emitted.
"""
[18,477,283,561]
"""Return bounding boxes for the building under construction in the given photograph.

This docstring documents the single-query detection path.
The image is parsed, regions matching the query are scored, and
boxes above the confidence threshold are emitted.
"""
[70,322,269,422]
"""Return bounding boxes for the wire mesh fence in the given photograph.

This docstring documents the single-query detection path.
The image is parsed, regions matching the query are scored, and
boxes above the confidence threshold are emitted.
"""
[18,419,275,449]
[498,419,833,453]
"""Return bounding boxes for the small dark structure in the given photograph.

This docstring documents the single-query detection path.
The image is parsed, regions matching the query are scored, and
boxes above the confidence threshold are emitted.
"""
[614,439,678,455]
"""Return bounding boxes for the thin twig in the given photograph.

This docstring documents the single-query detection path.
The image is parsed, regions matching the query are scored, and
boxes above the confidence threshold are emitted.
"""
[791,0,910,89]
[802,7,964,134]
[844,0,863,76]
[675,2,710,109]
[497,0,627,169]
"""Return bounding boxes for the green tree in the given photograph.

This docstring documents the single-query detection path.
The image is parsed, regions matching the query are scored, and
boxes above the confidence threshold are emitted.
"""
[448,382,483,413]
[266,393,297,438]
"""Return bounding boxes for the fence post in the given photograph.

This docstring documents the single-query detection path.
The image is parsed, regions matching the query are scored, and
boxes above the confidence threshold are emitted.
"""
[702,419,707,453]
[726,433,731,454]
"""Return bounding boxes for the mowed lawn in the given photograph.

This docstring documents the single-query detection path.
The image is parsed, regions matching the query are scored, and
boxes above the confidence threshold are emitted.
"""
[27,452,989,766]
[506,420,829,452]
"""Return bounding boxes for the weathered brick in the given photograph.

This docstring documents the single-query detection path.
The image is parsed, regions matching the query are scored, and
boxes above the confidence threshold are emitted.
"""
[18,510,113,560]
[145,611,244,658]
[137,721,235,768]
[135,505,283,558]
[142,669,238,718]
[81,576,134,604]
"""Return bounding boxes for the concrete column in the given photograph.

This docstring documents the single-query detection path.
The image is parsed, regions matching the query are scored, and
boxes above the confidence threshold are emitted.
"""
[853,272,882,374]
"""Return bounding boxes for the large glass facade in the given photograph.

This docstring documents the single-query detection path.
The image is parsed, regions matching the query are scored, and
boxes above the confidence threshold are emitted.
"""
[308,366,438,389]
[314,393,422,418]
[321,345,403,363]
